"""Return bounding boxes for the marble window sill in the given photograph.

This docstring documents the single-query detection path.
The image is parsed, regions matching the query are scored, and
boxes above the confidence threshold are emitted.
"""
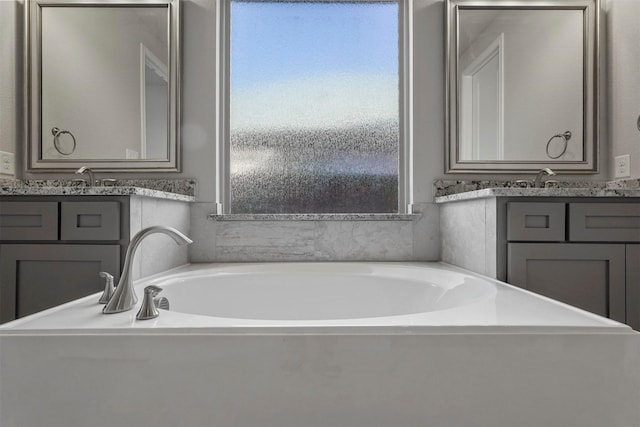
[207,213,420,221]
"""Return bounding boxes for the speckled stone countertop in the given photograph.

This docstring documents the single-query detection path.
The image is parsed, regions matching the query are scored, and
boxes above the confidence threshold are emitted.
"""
[0,179,197,202]
[434,179,640,203]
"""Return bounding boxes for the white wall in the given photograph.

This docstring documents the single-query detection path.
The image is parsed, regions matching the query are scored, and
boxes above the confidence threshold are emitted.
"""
[607,0,640,180]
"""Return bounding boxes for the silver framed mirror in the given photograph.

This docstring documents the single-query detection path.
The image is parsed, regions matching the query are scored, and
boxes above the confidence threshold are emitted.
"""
[26,0,181,172]
[445,0,599,173]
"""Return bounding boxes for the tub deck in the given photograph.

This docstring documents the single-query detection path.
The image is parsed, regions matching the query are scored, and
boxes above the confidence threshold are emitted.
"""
[0,262,629,334]
[1,262,638,427]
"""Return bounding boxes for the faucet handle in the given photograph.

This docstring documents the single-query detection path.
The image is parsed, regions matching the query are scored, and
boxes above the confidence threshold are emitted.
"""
[136,285,163,320]
[145,285,163,297]
[98,272,115,304]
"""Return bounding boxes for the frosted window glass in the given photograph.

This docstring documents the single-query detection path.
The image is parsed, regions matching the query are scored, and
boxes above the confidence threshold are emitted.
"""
[230,1,399,214]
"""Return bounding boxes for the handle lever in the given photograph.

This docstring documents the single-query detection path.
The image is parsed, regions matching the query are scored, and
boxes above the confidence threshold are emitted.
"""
[136,285,164,320]
[98,272,115,304]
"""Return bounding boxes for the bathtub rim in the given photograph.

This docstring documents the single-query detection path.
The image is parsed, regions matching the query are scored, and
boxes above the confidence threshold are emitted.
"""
[0,261,634,336]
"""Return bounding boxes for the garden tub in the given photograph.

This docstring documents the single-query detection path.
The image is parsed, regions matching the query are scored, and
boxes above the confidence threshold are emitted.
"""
[1,262,638,427]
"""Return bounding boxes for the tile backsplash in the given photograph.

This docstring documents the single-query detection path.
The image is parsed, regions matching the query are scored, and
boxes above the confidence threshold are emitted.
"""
[189,202,440,262]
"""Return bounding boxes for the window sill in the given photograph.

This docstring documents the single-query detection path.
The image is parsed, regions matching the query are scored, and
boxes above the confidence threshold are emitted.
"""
[207,213,420,222]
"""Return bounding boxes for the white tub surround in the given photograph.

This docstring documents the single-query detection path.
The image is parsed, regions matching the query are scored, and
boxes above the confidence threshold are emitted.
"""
[128,196,191,278]
[0,262,638,427]
[440,197,499,277]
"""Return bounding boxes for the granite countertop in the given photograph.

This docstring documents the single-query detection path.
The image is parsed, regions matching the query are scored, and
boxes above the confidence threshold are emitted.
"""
[0,179,197,202]
[434,179,640,203]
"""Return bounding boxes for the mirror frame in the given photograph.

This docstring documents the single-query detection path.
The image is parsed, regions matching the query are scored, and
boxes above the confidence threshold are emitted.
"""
[445,0,599,173]
[25,0,181,172]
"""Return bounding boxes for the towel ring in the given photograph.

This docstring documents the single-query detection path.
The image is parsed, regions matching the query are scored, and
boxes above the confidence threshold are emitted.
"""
[545,131,571,159]
[52,127,77,155]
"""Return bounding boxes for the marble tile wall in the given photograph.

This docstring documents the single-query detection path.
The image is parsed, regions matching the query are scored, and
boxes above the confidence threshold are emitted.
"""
[440,198,497,278]
[130,196,191,279]
[189,202,440,262]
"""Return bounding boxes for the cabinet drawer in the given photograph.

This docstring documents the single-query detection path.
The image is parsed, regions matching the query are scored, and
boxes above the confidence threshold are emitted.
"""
[60,202,120,241]
[507,202,566,241]
[569,203,640,242]
[0,202,58,240]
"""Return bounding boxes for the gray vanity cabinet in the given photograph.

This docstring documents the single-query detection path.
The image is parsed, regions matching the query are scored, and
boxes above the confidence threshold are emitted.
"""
[0,244,119,321]
[505,200,640,328]
[0,196,130,323]
[508,243,626,321]
[628,245,640,330]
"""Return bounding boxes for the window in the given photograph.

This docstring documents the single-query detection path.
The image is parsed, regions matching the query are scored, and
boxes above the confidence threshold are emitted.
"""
[217,0,409,214]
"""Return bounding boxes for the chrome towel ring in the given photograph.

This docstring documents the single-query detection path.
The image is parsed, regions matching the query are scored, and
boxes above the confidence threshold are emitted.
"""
[52,127,77,155]
[545,131,572,159]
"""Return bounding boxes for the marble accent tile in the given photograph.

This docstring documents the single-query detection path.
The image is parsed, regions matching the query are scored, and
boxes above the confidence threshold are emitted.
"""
[136,198,190,278]
[314,221,413,261]
[484,201,497,278]
[440,198,487,275]
[215,221,318,262]
[188,202,218,263]
[129,196,144,280]
[189,204,440,262]
[411,202,440,261]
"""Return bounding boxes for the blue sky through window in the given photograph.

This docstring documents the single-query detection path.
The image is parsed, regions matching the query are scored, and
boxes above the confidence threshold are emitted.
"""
[230,1,399,130]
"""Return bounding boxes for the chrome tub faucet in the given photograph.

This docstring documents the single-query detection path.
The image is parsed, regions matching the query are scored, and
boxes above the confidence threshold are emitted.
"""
[103,226,193,315]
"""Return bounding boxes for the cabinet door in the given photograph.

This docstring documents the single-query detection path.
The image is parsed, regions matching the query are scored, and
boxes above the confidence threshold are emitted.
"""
[507,243,626,322]
[627,245,640,331]
[0,244,120,323]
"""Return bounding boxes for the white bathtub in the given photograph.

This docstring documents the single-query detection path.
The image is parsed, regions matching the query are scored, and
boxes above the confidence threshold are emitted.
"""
[1,262,639,427]
[158,263,497,321]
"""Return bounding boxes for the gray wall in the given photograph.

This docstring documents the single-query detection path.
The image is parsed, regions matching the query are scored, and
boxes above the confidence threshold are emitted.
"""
[9,0,612,187]
[607,0,640,180]
[0,0,20,166]
[3,0,636,262]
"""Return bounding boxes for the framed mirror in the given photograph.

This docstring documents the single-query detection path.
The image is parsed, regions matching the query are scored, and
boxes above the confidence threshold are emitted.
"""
[445,0,599,173]
[26,0,181,172]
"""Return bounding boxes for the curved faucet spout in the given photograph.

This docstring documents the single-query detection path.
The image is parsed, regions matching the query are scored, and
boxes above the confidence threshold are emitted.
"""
[103,226,192,314]
[533,168,556,188]
[75,166,96,187]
